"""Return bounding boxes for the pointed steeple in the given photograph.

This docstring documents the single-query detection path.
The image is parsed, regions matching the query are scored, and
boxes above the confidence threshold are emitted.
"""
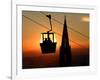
[61,16,70,47]
[59,16,72,66]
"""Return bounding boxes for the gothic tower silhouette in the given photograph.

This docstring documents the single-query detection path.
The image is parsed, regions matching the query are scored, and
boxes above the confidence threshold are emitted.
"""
[59,16,72,66]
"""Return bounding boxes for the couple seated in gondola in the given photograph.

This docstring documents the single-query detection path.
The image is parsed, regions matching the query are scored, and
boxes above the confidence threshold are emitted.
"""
[43,37,52,45]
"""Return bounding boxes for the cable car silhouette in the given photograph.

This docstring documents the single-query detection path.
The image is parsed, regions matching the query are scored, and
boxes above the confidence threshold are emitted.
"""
[40,15,57,53]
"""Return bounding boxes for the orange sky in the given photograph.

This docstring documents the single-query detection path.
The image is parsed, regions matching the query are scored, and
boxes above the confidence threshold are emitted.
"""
[22,11,89,55]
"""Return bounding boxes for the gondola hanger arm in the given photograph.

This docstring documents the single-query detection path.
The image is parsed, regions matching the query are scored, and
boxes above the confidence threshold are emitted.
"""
[46,15,52,32]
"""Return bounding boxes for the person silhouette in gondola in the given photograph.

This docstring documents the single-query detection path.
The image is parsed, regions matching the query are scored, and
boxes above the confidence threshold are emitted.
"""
[48,37,52,43]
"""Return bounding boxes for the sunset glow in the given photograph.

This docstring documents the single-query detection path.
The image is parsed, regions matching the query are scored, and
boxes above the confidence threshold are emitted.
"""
[22,11,89,68]
[81,16,89,22]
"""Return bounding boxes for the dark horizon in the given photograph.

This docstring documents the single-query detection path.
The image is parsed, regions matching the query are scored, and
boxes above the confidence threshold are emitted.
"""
[22,47,89,69]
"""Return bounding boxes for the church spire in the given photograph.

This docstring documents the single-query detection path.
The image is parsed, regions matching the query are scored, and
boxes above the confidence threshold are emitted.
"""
[61,16,70,47]
[59,16,72,66]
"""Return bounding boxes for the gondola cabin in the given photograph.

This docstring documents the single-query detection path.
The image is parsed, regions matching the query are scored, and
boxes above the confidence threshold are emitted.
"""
[40,32,57,53]
[40,14,57,54]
